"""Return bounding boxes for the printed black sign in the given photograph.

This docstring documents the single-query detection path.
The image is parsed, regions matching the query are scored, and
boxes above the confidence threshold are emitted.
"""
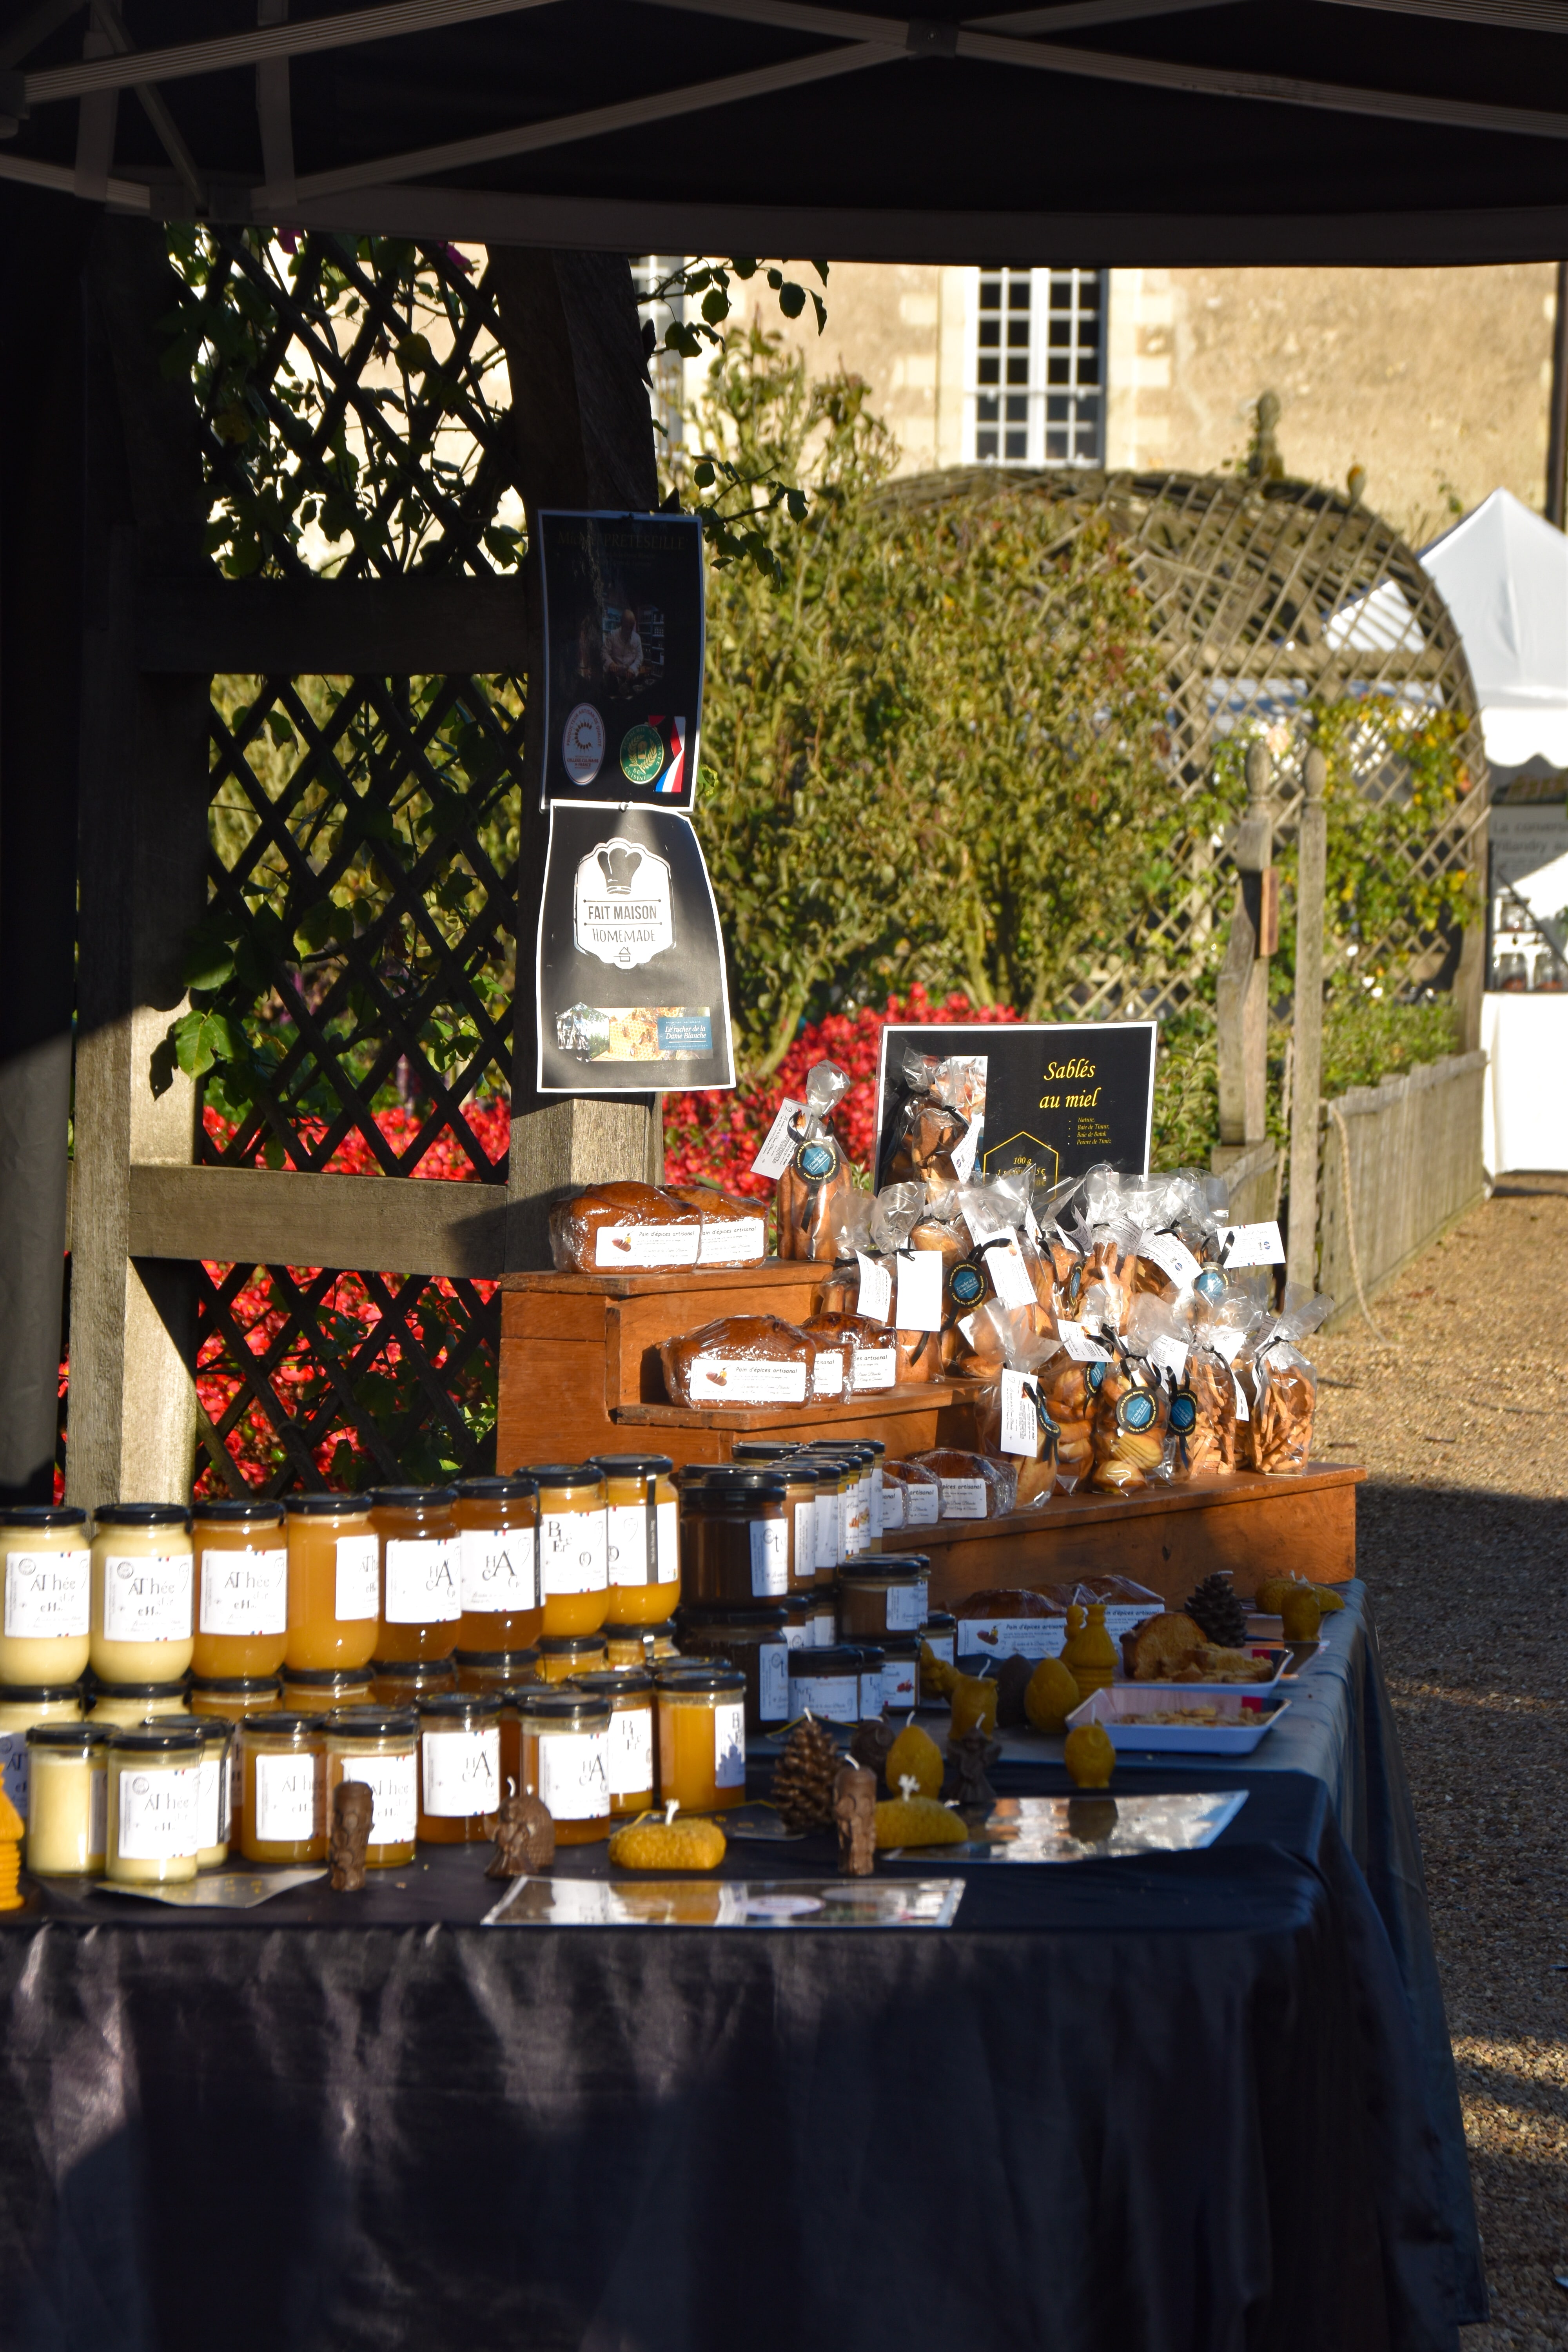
[537,510,704,811]
[535,804,734,1095]
[873,1022,1156,1192]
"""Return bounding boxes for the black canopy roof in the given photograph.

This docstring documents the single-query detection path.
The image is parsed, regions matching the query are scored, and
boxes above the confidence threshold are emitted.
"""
[2,0,1568,264]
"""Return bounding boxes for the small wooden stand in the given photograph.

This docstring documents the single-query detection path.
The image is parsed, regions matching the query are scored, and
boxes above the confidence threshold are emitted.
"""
[495,1259,1361,1608]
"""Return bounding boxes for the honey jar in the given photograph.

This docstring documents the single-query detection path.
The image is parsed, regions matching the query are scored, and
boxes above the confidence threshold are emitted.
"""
[373,1487,461,1662]
[323,1707,417,1866]
[452,1474,541,1651]
[603,1619,655,1669]
[806,1592,837,1648]
[370,1656,456,1707]
[918,1612,957,1706]
[278,1665,368,1715]
[453,1647,539,1695]
[240,1713,327,1864]
[799,1452,849,1579]
[190,1499,288,1680]
[731,1443,818,1591]
[24,1723,108,1875]
[0,1506,92,1686]
[805,1445,873,1559]
[190,1715,234,1867]
[655,1665,748,1813]
[878,1638,921,1716]
[90,1505,194,1684]
[679,1471,788,1607]
[106,1723,204,1886]
[566,1669,655,1815]
[416,1691,502,1844]
[860,1439,887,1547]
[86,1679,189,1728]
[850,1646,887,1719]
[645,1620,680,1661]
[515,1689,612,1844]
[532,1465,608,1637]
[0,1685,85,1824]
[186,1676,276,1845]
[537,1634,606,1686]
[588,1455,679,1626]
[835,1558,931,1643]
[675,1604,791,1734]
[284,1494,379,1672]
[787,1643,862,1724]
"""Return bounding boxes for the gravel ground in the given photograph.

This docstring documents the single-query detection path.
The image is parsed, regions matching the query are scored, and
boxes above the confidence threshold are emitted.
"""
[1310,1172,1568,2350]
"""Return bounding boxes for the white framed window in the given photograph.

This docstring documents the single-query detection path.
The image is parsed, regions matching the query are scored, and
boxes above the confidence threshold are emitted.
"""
[967,266,1106,467]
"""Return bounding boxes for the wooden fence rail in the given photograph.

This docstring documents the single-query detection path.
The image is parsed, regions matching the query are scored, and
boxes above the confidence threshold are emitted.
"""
[1316,1052,1487,1331]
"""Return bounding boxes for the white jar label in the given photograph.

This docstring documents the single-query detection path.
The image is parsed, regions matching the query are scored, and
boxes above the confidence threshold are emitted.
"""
[4,1548,91,1642]
[0,1731,28,1821]
[869,1467,884,1542]
[906,1483,939,1526]
[459,1526,538,1615]
[923,1632,955,1669]
[812,1351,844,1398]
[118,1762,200,1859]
[334,1533,379,1622]
[383,1537,462,1625]
[779,1619,811,1650]
[537,1725,610,1820]
[938,1477,988,1519]
[686,1354,808,1405]
[196,1752,229,1851]
[607,1502,650,1587]
[759,1642,790,1720]
[789,1671,858,1722]
[421,1725,500,1818]
[858,1672,882,1718]
[697,1215,766,1266]
[608,1705,654,1797]
[749,1519,788,1598]
[851,1347,898,1392]
[252,1750,319,1845]
[792,1501,816,1581]
[809,1611,837,1648]
[341,1750,417,1846]
[881,1657,918,1711]
[881,1484,906,1531]
[886,1582,928,1632]
[814,1492,839,1566]
[540,1508,608,1596]
[653,1497,679,1586]
[593,1221,702,1269]
[199,1546,287,1639]
[101,1552,193,1646]
[714,1699,747,1788]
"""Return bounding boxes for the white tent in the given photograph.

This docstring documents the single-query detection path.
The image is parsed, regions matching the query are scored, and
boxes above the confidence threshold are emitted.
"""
[1420,487,1568,771]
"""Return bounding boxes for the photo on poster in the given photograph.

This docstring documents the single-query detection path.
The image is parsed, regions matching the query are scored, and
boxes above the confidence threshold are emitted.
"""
[537,511,704,811]
[535,804,735,1094]
[874,1022,1156,1192]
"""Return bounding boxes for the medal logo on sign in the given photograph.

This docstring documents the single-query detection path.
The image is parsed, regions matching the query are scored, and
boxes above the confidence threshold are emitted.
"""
[561,703,605,786]
[619,722,666,787]
[573,837,674,969]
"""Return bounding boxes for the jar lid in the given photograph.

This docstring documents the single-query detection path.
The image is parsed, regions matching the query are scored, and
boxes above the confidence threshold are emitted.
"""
[285,1494,373,1517]
[243,1713,325,1740]
[416,1691,501,1722]
[688,1472,787,1513]
[370,1659,456,1683]
[789,1646,862,1674]
[857,1439,887,1458]
[677,1603,788,1632]
[524,1463,606,1488]
[370,1486,457,1509]
[87,1677,189,1700]
[107,1724,206,1753]
[0,1683,86,1703]
[325,1706,418,1739]
[189,1499,285,1524]
[728,1441,801,1462]
[657,1664,746,1695]
[587,1453,675,1477]
[26,1722,109,1748]
[516,1690,611,1726]
[568,1669,654,1698]
[838,1566,927,1588]
[279,1666,370,1690]
[93,1504,189,1527]
[651,1657,727,1682]
[922,1612,958,1633]
[452,1474,538,1501]
[873,1553,931,1573]
[600,1620,654,1644]
[0,1505,87,1529]
[537,1635,606,1659]
[188,1715,234,1744]
[846,1644,886,1665]
[190,1673,283,1697]
[453,1647,539,1671]
[877,1634,923,1653]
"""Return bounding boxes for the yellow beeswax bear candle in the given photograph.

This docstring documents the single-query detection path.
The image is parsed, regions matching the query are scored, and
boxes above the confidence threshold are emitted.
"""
[1063,1721,1116,1790]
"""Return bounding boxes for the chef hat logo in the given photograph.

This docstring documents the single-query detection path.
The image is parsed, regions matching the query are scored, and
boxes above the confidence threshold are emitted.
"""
[597,844,642,894]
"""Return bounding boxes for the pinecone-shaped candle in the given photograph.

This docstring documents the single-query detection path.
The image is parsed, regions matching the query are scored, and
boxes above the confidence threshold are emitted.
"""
[771,1713,842,1833]
[1185,1572,1247,1648]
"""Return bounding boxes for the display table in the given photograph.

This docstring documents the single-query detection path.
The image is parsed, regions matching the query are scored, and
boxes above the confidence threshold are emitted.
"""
[0,1590,1481,2351]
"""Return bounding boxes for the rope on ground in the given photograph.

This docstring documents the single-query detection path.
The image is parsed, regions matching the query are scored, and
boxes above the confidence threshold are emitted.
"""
[1328,1099,1390,1346]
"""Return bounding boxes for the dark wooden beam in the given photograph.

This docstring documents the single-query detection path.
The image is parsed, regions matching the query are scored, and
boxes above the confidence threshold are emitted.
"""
[136,572,530,676]
[127,1163,510,1276]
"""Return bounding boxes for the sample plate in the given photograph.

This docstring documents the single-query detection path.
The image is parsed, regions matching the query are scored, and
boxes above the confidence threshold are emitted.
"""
[482,1875,964,1928]
[92,1869,327,1909]
[1067,1685,1290,1754]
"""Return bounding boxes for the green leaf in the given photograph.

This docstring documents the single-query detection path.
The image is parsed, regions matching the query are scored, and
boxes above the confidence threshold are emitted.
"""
[181,928,236,992]
[777,281,806,320]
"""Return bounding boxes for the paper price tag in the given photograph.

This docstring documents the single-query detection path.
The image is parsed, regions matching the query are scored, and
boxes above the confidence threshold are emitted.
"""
[1232,1370,1252,1423]
[750,1098,806,1180]
[986,1235,1036,1313]
[999,1368,1041,1457]
[855,1251,893,1325]
[1147,1334,1189,1383]
[1054,1323,1111,1364]
[1138,1228,1202,1288]
[1218,1220,1285,1268]
[894,1249,944,1333]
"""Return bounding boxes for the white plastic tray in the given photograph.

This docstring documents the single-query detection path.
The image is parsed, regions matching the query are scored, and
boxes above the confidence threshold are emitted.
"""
[1066,1684,1291,1755]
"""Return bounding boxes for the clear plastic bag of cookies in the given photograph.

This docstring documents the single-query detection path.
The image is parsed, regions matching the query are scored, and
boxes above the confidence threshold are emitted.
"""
[1249,1289,1332,1475]
[774,1061,855,1262]
[1089,1346,1171,1495]
[881,1049,984,1202]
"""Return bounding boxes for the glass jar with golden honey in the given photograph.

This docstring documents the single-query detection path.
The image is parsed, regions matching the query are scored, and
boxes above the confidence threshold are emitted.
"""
[537,1634,606,1686]
[190,1715,234,1867]
[675,1604,791,1735]
[602,1621,652,1669]
[25,1722,108,1876]
[452,1647,539,1695]
[655,1665,748,1814]
[0,1506,91,1686]
[284,1495,379,1672]
[587,1454,678,1627]
[279,1665,368,1715]
[105,1723,203,1886]
[532,1465,608,1637]
[90,1506,194,1684]
[452,1474,541,1652]
[323,1706,417,1867]
[86,1679,189,1728]
[566,1669,655,1815]
[515,1689,611,1844]
[370,1656,455,1707]
[190,1499,287,1680]
[416,1691,502,1844]
[799,1453,849,1581]
[240,1713,327,1864]
[373,1487,460,1662]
